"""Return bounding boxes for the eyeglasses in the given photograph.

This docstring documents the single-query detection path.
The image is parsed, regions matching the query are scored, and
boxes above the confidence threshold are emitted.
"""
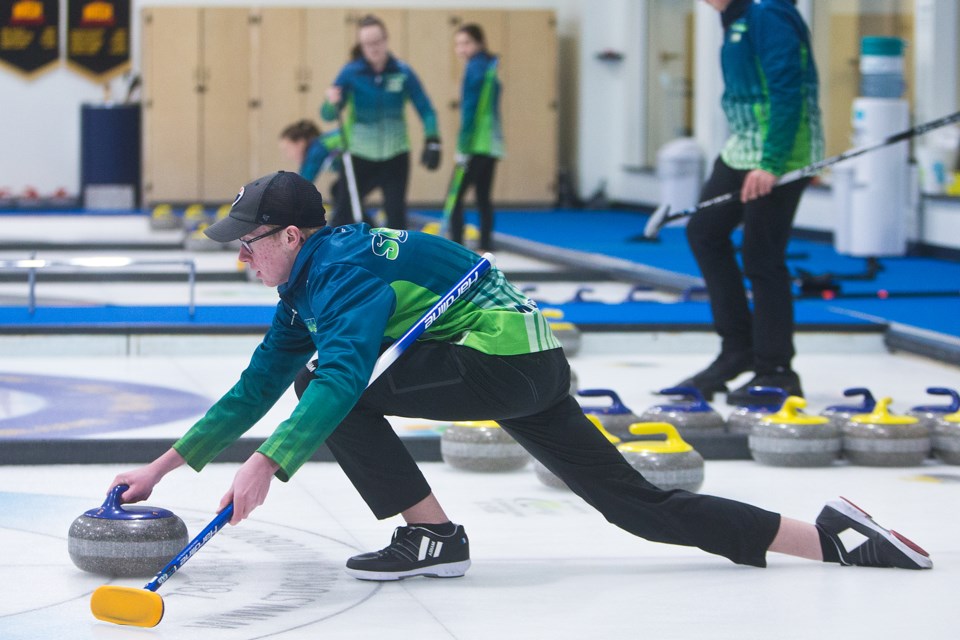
[239,226,285,254]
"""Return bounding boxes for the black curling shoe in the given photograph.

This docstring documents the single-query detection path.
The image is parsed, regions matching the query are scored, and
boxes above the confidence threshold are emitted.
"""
[675,350,754,401]
[345,525,471,581]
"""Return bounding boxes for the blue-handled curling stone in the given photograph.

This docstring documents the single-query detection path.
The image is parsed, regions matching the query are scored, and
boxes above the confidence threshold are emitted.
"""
[577,388,641,440]
[726,387,788,435]
[639,386,725,436]
[908,387,959,431]
[68,485,188,577]
[820,387,876,430]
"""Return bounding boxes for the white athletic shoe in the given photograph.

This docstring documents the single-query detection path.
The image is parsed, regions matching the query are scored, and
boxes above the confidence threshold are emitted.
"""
[816,497,933,570]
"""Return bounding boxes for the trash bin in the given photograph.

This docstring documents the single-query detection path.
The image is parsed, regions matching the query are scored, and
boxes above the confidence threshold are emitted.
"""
[656,138,703,215]
[80,103,141,209]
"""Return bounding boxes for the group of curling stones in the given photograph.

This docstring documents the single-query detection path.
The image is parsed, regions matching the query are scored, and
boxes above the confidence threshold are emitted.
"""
[439,383,960,493]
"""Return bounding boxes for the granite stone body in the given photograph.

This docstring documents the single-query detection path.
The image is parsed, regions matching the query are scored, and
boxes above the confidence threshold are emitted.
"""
[843,398,931,467]
[749,396,841,467]
[441,421,531,472]
[68,486,188,577]
[931,412,960,465]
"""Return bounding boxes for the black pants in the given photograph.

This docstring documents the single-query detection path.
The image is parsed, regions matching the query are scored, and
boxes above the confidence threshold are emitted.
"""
[295,343,781,567]
[685,157,810,372]
[449,155,497,251]
[330,152,410,229]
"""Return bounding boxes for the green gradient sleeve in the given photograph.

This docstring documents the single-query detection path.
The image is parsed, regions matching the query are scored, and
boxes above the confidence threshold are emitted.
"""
[173,304,315,471]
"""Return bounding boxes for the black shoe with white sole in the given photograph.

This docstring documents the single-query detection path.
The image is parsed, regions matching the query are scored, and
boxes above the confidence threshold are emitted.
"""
[816,497,933,570]
[345,524,471,581]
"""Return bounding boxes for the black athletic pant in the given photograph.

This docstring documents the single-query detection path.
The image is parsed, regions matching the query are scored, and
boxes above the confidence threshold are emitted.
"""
[295,343,782,567]
[449,155,498,251]
[329,152,410,229]
[685,157,811,373]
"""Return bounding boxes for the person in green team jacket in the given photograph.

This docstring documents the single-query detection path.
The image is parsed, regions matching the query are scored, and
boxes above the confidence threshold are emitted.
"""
[447,23,504,252]
[320,14,441,230]
[108,172,932,582]
[678,0,824,405]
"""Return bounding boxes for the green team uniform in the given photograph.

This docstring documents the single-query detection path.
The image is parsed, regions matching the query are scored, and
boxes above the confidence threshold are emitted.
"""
[173,224,559,480]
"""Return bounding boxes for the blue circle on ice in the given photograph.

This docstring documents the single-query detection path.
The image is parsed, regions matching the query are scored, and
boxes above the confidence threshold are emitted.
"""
[0,372,211,438]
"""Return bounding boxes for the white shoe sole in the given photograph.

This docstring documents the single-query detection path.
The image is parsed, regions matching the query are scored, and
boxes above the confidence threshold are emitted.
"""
[828,497,933,569]
[345,559,472,582]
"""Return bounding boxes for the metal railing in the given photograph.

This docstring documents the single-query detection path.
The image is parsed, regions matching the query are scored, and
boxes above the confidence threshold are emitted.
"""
[0,255,198,317]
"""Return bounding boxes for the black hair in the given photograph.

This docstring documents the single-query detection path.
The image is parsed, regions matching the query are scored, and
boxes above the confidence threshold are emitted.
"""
[280,120,321,143]
[351,14,388,61]
[456,23,488,52]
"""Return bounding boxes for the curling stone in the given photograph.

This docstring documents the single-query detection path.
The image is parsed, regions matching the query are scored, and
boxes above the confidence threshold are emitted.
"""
[639,386,725,436]
[932,410,960,465]
[441,420,530,472]
[577,388,641,440]
[748,396,841,467]
[541,309,581,357]
[820,387,876,430]
[907,387,960,431]
[68,485,188,577]
[843,397,931,467]
[149,204,181,231]
[726,387,788,435]
[183,222,221,251]
[618,422,705,492]
[183,203,209,232]
[533,414,615,490]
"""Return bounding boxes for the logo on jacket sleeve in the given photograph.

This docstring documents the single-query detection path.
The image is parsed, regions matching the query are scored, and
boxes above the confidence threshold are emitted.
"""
[305,318,318,333]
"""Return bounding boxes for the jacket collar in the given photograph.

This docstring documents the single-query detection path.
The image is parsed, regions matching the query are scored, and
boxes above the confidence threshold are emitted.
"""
[278,227,333,297]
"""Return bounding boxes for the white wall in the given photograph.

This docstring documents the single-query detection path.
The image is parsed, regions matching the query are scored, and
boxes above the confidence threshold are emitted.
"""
[0,0,582,196]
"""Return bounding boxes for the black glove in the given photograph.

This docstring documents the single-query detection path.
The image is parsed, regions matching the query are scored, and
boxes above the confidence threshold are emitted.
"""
[421,136,442,171]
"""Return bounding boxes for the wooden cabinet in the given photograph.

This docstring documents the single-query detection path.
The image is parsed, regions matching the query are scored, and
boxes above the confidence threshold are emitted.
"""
[142,7,558,208]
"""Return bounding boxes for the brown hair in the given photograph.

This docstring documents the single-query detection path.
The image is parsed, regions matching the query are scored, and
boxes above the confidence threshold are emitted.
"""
[456,23,488,52]
[351,14,388,60]
[280,120,321,142]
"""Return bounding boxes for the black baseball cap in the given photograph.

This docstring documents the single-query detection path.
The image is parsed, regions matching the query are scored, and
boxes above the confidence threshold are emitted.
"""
[204,171,326,243]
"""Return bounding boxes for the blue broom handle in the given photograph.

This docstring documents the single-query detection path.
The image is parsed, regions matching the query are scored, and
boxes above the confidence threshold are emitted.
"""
[368,252,495,385]
[145,504,233,592]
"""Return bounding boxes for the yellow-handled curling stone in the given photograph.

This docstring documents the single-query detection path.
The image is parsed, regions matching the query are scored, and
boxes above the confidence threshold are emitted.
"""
[441,420,531,472]
[844,397,931,467]
[748,396,841,467]
[534,417,704,492]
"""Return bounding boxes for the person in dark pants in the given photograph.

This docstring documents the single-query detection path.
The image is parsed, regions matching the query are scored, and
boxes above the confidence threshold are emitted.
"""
[448,24,504,252]
[679,0,824,405]
[108,172,932,584]
[320,14,441,230]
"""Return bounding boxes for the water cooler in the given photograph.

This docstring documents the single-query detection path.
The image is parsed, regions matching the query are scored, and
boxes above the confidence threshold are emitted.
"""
[834,37,910,257]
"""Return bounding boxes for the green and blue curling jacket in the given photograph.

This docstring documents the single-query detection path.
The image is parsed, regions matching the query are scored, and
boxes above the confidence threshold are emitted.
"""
[718,0,823,176]
[299,129,343,182]
[173,225,559,480]
[320,55,439,162]
[458,51,504,158]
